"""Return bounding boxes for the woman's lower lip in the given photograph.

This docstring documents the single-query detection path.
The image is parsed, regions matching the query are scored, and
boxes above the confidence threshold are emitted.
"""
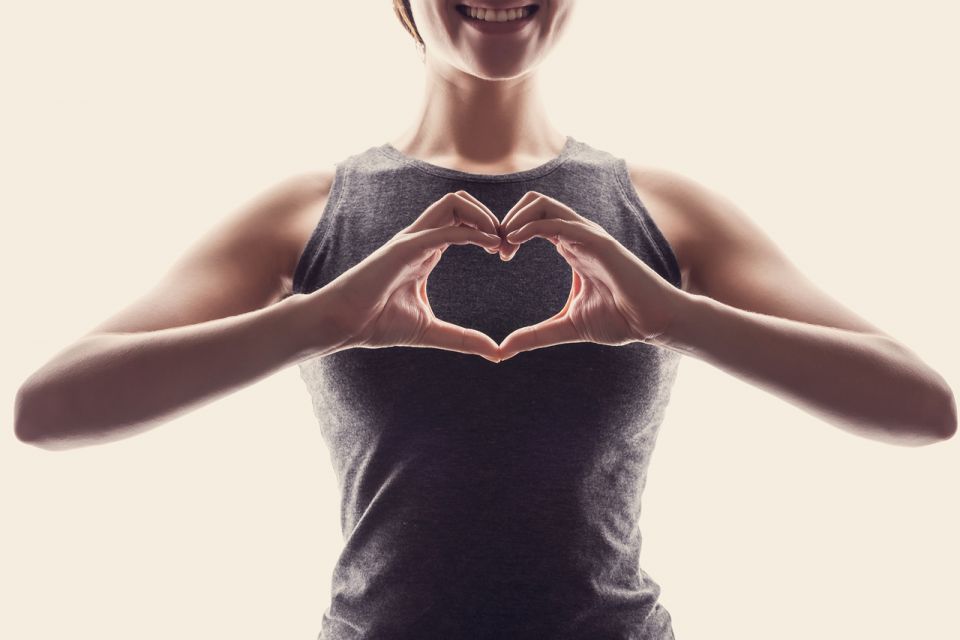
[455,5,539,34]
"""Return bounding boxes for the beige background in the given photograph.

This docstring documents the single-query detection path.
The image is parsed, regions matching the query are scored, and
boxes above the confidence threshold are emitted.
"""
[3,1,957,638]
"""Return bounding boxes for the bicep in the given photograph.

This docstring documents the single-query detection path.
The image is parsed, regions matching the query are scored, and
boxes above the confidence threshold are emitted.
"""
[676,177,890,338]
[83,172,331,337]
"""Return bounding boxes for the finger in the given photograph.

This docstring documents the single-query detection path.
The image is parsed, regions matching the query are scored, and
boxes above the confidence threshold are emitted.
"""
[411,191,500,237]
[500,196,580,261]
[552,270,582,319]
[455,190,500,230]
[453,191,502,253]
[504,218,598,250]
[498,191,544,261]
[498,316,581,361]
[500,190,544,229]
[418,276,432,310]
[401,225,503,262]
[419,317,501,363]
[502,193,580,237]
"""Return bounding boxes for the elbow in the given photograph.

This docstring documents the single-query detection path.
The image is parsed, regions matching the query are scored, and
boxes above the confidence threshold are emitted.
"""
[915,379,957,443]
[14,384,42,445]
[932,385,958,441]
[877,335,957,442]
[14,382,68,450]
[14,382,51,446]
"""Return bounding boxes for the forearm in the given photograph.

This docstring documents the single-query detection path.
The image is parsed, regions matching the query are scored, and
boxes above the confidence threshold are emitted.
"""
[14,290,347,450]
[654,293,957,446]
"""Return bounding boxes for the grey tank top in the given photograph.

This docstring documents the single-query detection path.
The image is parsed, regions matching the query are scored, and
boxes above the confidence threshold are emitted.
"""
[292,135,683,639]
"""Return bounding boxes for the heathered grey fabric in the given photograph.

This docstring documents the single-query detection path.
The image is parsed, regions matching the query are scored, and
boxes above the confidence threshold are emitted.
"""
[292,135,684,639]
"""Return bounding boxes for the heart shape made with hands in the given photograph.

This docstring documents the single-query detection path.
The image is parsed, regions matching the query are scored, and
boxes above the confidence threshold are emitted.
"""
[418,189,664,364]
[425,210,573,360]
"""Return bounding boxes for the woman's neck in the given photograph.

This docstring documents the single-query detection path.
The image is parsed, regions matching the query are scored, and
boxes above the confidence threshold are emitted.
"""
[388,59,567,171]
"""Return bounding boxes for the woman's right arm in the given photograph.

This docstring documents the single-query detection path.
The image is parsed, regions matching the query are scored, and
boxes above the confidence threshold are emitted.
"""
[14,170,351,451]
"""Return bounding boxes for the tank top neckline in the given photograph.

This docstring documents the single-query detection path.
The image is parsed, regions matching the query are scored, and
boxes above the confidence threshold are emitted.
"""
[376,135,578,183]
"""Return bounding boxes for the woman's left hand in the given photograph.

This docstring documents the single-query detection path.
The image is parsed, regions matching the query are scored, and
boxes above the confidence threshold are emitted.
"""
[496,192,687,361]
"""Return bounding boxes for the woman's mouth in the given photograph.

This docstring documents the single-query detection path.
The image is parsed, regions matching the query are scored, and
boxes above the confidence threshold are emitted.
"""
[455,4,540,32]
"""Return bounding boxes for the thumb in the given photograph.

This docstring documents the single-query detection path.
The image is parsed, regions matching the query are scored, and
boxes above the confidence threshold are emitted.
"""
[418,317,501,363]
[498,316,580,361]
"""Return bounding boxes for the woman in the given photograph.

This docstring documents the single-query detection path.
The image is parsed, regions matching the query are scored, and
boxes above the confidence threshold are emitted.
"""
[14,1,956,638]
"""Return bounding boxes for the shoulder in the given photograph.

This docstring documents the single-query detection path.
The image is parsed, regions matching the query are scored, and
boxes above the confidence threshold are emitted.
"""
[220,168,336,276]
[229,169,336,244]
[621,160,747,244]
[188,167,340,305]
[622,161,725,214]
[621,159,767,296]
[268,167,340,297]
[259,169,338,218]
[195,167,339,303]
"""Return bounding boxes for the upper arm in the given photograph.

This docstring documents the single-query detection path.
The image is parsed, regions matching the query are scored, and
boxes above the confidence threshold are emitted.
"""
[83,170,334,337]
[626,163,891,338]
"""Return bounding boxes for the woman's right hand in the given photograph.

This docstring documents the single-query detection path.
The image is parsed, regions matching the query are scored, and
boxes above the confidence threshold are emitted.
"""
[318,191,505,362]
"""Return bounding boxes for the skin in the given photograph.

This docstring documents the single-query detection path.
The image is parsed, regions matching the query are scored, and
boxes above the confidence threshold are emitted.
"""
[14,0,956,450]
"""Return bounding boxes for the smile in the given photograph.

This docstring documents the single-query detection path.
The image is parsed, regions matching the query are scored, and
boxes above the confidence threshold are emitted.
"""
[455,4,540,23]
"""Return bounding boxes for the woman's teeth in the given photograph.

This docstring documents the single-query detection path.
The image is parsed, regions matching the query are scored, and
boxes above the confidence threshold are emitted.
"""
[458,5,534,22]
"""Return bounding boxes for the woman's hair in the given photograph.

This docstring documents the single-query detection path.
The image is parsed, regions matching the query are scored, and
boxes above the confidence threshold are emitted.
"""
[392,0,425,49]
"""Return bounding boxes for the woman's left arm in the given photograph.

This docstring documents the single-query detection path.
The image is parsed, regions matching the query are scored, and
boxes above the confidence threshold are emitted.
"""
[631,165,956,447]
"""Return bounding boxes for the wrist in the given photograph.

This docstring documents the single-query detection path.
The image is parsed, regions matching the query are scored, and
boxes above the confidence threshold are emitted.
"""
[281,288,355,362]
[648,291,714,355]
